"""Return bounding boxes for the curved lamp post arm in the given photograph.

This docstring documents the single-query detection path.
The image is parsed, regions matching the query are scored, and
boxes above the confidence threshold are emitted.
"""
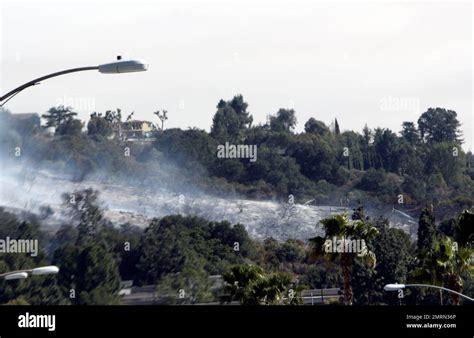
[0,57,148,107]
[0,269,33,278]
[0,66,99,106]
[405,284,474,302]
[385,283,474,302]
[0,266,59,280]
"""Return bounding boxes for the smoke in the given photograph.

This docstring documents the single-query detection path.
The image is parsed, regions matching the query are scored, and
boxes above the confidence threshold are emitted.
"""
[0,154,327,240]
[0,110,416,241]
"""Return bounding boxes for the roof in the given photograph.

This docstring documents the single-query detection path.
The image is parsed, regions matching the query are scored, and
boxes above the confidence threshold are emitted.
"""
[123,120,154,124]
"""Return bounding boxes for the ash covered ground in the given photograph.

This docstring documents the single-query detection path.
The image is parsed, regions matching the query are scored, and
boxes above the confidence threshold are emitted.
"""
[0,163,416,241]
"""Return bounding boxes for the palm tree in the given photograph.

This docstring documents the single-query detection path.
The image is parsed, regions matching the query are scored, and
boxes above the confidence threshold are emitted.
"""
[309,214,379,305]
[413,236,472,305]
[222,264,300,305]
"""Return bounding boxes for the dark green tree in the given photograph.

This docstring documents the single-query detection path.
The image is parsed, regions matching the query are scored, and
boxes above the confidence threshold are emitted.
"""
[304,118,329,136]
[418,108,462,144]
[211,95,252,141]
[334,118,341,135]
[87,112,113,138]
[53,189,121,305]
[269,108,297,132]
[400,122,420,145]
[417,207,437,254]
[42,106,80,136]
[222,264,299,305]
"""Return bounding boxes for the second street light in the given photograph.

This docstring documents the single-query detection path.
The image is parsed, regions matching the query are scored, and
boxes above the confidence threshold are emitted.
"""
[384,283,474,303]
[0,265,60,281]
[0,56,149,106]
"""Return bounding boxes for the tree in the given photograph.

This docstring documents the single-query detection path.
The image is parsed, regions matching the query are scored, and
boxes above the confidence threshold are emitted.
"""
[334,118,341,135]
[400,122,420,145]
[104,109,123,138]
[154,256,214,304]
[55,117,83,136]
[417,207,437,254]
[357,168,387,193]
[135,215,249,285]
[211,95,252,141]
[418,108,462,144]
[269,109,297,132]
[0,209,66,305]
[309,214,379,305]
[373,128,398,172]
[135,217,189,284]
[87,113,113,138]
[42,105,77,128]
[454,210,474,246]
[53,189,121,305]
[53,242,121,305]
[42,106,80,135]
[62,189,105,245]
[424,141,466,186]
[154,109,168,131]
[362,124,372,147]
[340,131,364,170]
[372,222,415,305]
[154,128,216,170]
[413,236,472,305]
[289,134,342,184]
[222,264,299,305]
[304,118,329,136]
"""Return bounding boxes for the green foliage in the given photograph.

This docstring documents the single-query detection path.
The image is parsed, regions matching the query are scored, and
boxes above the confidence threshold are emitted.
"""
[3,101,472,212]
[154,128,217,170]
[400,121,420,145]
[334,118,340,135]
[368,221,415,305]
[412,236,472,304]
[304,118,330,136]
[1,98,473,306]
[42,105,81,136]
[52,189,121,305]
[309,213,379,305]
[211,95,253,141]
[222,264,300,305]
[54,241,121,305]
[0,209,66,305]
[87,112,113,138]
[288,133,343,185]
[418,108,462,144]
[154,257,214,304]
[455,210,474,246]
[300,263,342,289]
[357,168,387,192]
[269,108,297,132]
[417,208,438,254]
[135,215,254,285]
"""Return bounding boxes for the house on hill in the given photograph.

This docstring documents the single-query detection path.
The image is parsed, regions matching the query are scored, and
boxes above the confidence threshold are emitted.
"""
[120,120,157,140]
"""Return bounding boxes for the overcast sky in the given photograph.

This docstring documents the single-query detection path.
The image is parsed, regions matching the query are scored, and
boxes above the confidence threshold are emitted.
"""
[1,0,472,150]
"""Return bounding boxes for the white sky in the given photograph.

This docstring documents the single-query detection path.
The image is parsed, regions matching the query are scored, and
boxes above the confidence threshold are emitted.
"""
[1,0,472,150]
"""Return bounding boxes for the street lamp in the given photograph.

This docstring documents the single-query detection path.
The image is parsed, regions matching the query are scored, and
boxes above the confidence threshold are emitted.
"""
[0,265,59,281]
[0,56,148,106]
[384,283,474,302]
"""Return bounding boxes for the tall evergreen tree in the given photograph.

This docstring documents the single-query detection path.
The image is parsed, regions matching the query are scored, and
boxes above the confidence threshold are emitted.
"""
[417,207,437,254]
[334,118,341,135]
